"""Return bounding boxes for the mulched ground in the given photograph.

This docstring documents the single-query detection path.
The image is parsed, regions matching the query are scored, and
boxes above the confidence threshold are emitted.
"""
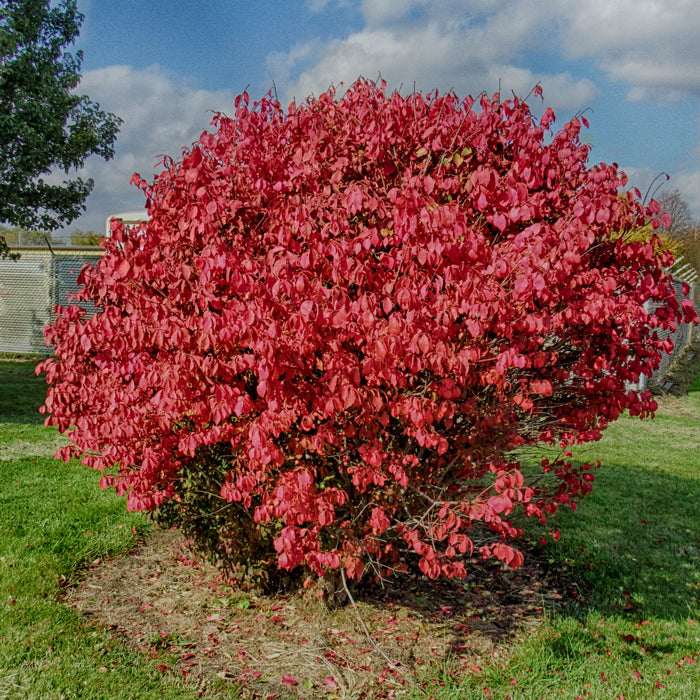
[63,527,574,699]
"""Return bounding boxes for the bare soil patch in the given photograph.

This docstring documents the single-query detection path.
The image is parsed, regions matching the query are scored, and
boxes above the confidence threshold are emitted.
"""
[63,528,570,698]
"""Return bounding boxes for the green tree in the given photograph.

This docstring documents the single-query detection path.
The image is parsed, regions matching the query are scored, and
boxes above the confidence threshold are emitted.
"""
[0,0,121,258]
[69,228,102,246]
[0,223,56,247]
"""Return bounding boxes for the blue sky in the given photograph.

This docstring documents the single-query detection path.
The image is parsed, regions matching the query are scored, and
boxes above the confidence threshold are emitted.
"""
[61,0,700,236]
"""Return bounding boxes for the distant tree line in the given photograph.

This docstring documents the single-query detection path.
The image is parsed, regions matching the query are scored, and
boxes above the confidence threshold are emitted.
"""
[657,190,700,279]
[0,223,102,250]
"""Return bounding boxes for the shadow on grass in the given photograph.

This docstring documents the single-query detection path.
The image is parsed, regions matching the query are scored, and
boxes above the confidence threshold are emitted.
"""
[543,460,700,622]
[689,366,700,393]
[0,359,47,424]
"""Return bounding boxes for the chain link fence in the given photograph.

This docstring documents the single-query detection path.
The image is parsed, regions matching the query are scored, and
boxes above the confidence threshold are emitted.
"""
[0,247,103,355]
[649,280,698,377]
[642,278,700,393]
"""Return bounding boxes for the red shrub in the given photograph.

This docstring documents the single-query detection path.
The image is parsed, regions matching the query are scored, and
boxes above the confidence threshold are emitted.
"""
[39,80,695,585]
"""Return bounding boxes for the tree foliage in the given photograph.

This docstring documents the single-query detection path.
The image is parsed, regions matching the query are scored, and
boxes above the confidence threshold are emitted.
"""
[0,0,121,256]
[39,81,697,589]
[69,228,102,246]
[0,223,54,258]
[657,190,700,276]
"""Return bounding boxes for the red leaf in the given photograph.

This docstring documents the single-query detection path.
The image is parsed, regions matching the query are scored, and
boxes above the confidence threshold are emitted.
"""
[514,275,529,295]
[113,259,130,280]
[489,212,507,232]
[488,495,513,515]
[300,300,314,318]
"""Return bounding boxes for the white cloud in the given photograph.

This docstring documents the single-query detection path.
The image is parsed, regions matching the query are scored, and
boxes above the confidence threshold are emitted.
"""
[273,1,598,115]
[275,18,596,114]
[361,0,431,27]
[265,40,325,98]
[272,0,700,109]
[559,0,700,99]
[563,0,689,50]
[673,170,700,221]
[57,65,239,237]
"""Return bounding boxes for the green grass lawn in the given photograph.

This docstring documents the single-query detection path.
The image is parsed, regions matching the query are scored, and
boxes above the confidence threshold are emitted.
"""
[0,360,199,699]
[441,390,700,699]
[1,359,698,698]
